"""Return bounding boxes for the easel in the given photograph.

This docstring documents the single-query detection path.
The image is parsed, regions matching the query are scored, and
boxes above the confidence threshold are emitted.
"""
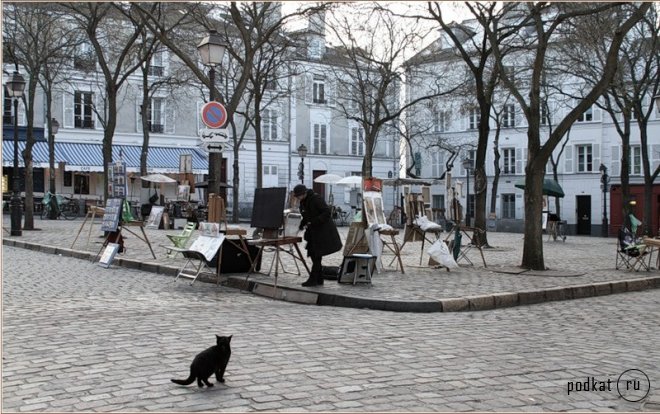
[71,205,105,250]
[246,236,310,289]
[444,225,487,267]
[93,198,156,263]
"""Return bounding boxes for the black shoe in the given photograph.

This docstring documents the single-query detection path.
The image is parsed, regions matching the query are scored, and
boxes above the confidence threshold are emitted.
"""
[301,276,318,287]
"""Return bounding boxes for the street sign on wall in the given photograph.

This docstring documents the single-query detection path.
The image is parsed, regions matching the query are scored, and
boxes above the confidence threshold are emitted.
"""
[201,101,228,129]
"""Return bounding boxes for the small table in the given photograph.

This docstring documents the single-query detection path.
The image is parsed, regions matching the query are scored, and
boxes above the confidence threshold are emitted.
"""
[641,237,660,270]
[246,236,310,289]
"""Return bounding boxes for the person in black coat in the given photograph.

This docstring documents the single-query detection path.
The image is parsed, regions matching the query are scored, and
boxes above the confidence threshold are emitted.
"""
[293,184,342,287]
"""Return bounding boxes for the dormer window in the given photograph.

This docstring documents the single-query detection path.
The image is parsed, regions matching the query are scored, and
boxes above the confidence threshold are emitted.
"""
[149,51,164,77]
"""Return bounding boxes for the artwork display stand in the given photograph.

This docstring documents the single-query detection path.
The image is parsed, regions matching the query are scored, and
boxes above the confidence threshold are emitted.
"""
[93,198,156,263]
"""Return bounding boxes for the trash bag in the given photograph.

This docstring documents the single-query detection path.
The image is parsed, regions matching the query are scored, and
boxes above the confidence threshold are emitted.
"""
[427,239,458,269]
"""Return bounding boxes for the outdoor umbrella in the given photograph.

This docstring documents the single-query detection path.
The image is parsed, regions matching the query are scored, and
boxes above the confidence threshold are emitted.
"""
[336,175,362,188]
[514,178,565,198]
[314,173,342,205]
[139,173,177,183]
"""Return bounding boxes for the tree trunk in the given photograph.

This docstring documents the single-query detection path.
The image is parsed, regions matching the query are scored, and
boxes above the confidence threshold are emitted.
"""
[521,164,546,269]
[620,128,632,229]
[254,96,263,189]
[490,135,501,215]
[22,77,38,230]
[230,121,240,224]
[140,74,150,177]
[102,90,117,202]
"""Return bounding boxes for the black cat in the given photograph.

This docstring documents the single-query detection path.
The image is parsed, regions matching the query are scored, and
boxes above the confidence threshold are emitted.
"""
[171,335,232,388]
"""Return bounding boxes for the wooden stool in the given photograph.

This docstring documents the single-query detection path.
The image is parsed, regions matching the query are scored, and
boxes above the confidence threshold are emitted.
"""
[339,254,376,285]
[378,228,405,274]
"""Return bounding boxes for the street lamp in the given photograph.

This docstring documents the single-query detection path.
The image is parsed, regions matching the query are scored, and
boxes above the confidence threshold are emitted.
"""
[461,157,473,227]
[197,29,227,200]
[297,144,307,184]
[599,163,610,237]
[48,118,59,193]
[7,71,26,236]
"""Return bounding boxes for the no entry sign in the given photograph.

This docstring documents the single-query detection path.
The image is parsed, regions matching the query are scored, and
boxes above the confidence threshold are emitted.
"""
[201,101,228,129]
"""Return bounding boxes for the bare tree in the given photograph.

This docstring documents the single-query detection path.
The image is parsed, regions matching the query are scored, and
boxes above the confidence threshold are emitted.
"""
[481,2,649,269]
[3,3,79,227]
[325,3,459,179]
[64,2,151,201]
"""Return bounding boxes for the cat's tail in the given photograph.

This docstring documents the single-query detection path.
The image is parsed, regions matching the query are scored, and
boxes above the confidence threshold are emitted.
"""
[171,373,195,386]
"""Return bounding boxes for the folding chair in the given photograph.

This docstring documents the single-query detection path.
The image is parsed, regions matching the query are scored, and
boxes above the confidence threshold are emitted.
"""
[171,224,225,285]
[162,222,197,258]
[616,227,650,271]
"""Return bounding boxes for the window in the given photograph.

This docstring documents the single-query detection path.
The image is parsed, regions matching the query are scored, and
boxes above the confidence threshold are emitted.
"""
[73,174,90,195]
[312,123,327,154]
[576,144,593,172]
[541,104,549,125]
[432,194,445,210]
[468,108,480,130]
[313,76,325,104]
[350,126,364,156]
[74,91,95,129]
[503,148,515,174]
[577,106,593,122]
[414,152,422,176]
[73,41,95,71]
[3,86,13,124]
[148,98,164,133]
[503,65,515,83]
[434,109,448,132]
[149,51,164,77]
[502,194,515,219]
[630,145,641,175]
[63,171,73,187]
[263,165,278,187]
[502,104,516,128]
[431,151,443,177]
[262,109,278,141]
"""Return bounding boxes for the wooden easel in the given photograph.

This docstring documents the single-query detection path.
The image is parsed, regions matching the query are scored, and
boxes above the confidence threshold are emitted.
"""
[93,199,156,262]
[71,205,105,250]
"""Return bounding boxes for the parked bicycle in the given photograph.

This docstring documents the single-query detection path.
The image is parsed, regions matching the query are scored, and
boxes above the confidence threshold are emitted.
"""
[547,214,567,242]
[41,192,80,220]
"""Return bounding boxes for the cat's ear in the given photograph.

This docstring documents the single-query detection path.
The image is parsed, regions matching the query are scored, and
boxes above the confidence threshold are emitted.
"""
[228,335,232,342]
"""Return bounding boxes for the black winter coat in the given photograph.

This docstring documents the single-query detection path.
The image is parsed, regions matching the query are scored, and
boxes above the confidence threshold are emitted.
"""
[299,189,342,257]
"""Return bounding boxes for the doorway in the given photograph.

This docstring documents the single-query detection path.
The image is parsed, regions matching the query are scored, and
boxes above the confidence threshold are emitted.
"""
[576,195,591,235]
[312,170,326,200]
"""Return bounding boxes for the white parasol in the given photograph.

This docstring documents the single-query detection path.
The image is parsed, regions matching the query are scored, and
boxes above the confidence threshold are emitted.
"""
[140,173,177,183]
[336,175,363,188]
[313,173,342,184]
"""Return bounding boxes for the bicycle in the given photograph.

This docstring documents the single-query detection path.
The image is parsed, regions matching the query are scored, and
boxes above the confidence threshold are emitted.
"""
[547,219,567,242]
[41,193,80,220]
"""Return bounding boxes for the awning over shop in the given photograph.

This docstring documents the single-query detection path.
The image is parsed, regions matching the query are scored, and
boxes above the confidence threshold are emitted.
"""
[2,141,209,174]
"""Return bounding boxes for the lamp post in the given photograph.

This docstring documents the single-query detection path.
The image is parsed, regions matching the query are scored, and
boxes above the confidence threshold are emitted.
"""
[7,71,26,236]
[48,118,59,193]
[297,144,307,184]
[462,158,473,227]
[197,29,227,200]
[599,164,610,237]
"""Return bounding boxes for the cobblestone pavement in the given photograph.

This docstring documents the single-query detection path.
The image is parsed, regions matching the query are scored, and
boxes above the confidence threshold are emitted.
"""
[3,246,659,412]
[3,217,659,302]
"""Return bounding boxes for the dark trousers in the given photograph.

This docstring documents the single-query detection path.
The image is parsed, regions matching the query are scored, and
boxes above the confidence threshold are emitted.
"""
[311,254,323,276]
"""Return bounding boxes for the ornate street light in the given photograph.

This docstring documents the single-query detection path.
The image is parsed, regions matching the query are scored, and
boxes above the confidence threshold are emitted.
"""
[297,144,308,184]
[599,163,610,237]
[7,71,26,236]
[197,29,228,200]
[461,158,473,227]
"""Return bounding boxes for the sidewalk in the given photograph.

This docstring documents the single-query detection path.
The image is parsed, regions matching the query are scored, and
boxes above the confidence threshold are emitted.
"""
[3,216,659,312]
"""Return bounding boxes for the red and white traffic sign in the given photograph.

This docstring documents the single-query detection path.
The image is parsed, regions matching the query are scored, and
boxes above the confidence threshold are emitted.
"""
[201,101,228,129]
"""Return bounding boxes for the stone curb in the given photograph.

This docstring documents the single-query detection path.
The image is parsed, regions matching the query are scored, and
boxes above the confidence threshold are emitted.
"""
[5,238,660,313]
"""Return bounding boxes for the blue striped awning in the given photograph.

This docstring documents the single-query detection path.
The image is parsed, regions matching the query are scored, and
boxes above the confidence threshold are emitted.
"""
[2,141,210,173]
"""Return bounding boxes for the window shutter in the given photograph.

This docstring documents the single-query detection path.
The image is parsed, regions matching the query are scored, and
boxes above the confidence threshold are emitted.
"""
[162,50,169,77]
[94,93,103,130]
[564,145,573,173]
[592,144,600,172]
[515,148,523,175]
[610,145,620,176]
[165,100,175,134]
[651,144,660,175]
[327,78,336,107]
[136,95,143,133]
[305,74,313,104]
[63,92,74,128]
[17,98,26,126]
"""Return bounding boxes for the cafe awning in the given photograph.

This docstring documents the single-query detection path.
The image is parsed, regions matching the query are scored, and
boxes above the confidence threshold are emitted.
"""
[2,141,209,174]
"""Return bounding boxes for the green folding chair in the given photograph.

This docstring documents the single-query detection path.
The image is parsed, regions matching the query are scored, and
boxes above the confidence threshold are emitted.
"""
[163,222,197,258]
